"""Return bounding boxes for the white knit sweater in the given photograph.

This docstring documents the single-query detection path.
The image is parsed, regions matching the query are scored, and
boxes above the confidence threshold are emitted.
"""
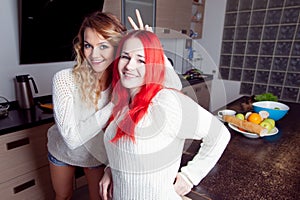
[47,63,182,167]
[47,68,113,167]
[104,89,231,200]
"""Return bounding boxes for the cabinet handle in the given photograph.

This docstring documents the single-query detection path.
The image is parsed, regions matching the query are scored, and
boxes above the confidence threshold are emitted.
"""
[6,137,30,150]
[13,179,35,194]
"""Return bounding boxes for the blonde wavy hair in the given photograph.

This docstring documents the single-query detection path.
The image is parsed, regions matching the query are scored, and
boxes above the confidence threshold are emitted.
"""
[72,11,126,108]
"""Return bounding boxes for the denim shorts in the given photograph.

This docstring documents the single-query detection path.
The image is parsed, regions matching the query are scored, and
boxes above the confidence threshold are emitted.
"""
[47,152,105,168]
[48,152,69,167]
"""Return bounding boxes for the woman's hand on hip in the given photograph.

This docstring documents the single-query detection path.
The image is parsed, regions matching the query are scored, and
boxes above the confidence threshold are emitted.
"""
[99,167,113,200]
[174,173,193,196]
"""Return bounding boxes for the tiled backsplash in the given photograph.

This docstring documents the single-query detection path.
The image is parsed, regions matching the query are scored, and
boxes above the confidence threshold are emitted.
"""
[219,0,300,103]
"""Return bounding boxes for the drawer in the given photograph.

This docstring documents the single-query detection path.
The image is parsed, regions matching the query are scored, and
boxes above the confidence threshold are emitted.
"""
[0,166,54,200]
[0,123,53,183]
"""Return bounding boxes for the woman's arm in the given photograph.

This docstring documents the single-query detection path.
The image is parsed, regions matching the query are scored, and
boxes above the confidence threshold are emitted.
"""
[155,89,230,186]
[52,69,113,150]
[174,92,231,185]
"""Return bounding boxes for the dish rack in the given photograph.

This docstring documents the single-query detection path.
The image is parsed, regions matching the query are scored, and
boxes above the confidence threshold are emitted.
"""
[0,96,10,118]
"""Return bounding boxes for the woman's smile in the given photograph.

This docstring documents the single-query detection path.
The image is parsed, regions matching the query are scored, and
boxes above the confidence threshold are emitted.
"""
[84,28,114,73]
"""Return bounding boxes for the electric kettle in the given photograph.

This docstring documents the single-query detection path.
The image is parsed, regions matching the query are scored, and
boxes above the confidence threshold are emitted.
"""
[15,74,38,109]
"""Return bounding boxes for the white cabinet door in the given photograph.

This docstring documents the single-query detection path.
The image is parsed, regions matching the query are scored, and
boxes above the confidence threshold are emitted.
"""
[181,81,211,110]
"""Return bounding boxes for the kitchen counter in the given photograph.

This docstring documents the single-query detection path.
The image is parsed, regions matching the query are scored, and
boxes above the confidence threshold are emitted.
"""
[182,96,300,200]
[179,73,213,88]
[0,96,54,135]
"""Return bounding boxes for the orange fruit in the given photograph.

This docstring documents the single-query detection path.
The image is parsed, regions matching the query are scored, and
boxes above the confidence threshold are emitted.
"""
[247,113,262,124]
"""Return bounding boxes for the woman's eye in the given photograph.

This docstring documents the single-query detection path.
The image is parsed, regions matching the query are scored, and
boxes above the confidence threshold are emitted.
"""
[121,55,130,60]
[84,43,91,49]
[138,59,145,64]
[99,45,109,50]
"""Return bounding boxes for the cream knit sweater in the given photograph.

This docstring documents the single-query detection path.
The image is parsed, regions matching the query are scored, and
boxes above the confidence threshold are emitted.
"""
[104,89,231,199]
[47,68,113,167]
[47,63,182,167]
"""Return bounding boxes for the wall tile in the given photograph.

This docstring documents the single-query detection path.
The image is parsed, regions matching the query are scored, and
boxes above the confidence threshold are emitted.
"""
[225,13,237,26]
[292,42,300,56]
[239,0,253,11]
[285,73,300,87]
[263,26,279,40]
[281,8,300,24]
[242,69,255,82]
[270,71,285,85]
[247,42,260,54]
[272,57,288,71]
[240,82,253,94]
[257,56,272,70]
[226,0,239,12]
[268,0,284,8]
[222,42,234,54]
[265,10,282,24]
[288,57,300,72]
[234,42,246,54]
[261,42,276,55]
[230,68,242,81]
[282,87,299,101]
[278,25,296,40]
[251,11,266,25]
[237,12,251,26]
[248,26,263,40]
[223,28,235,40]
[253,0,268,10]
[253,84,267,94]
[220,55,232,67]
[295,26,300,40]
[255,70,270,83]
[244,56,258,69]
[286,0,300,6]
[219,67,230,79]
[267,86,282,98]
[235,27,248,40]
[232,56,244,67]
[275,42,292,56]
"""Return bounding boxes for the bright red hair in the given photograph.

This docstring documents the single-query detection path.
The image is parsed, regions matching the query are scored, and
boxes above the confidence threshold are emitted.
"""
[110,30,166,142]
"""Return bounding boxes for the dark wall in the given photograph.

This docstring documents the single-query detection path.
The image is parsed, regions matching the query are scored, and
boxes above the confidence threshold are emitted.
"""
[19,0,104,64]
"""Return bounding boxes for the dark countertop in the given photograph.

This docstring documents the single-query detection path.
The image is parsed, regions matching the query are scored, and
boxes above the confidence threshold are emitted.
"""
[0,96,54,135]
[182,96,300,200]
[179,74,213,88]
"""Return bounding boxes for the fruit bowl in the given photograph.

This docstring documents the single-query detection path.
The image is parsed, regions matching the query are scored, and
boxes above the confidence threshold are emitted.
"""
[252,101,289,121]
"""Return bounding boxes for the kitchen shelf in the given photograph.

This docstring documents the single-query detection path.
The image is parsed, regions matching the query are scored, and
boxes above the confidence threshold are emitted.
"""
[190,0,205,39]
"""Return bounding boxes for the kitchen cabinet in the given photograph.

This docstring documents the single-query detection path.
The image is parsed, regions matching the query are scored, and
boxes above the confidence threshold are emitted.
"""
[0,123,54,199]
[155,0,192,38]
[102,0,193,38]
[102,0,122,20]
[190,0,205,39]
[181,80,211,110]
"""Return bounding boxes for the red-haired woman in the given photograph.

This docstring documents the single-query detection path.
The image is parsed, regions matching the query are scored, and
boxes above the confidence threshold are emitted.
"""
[99,30,231,200]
